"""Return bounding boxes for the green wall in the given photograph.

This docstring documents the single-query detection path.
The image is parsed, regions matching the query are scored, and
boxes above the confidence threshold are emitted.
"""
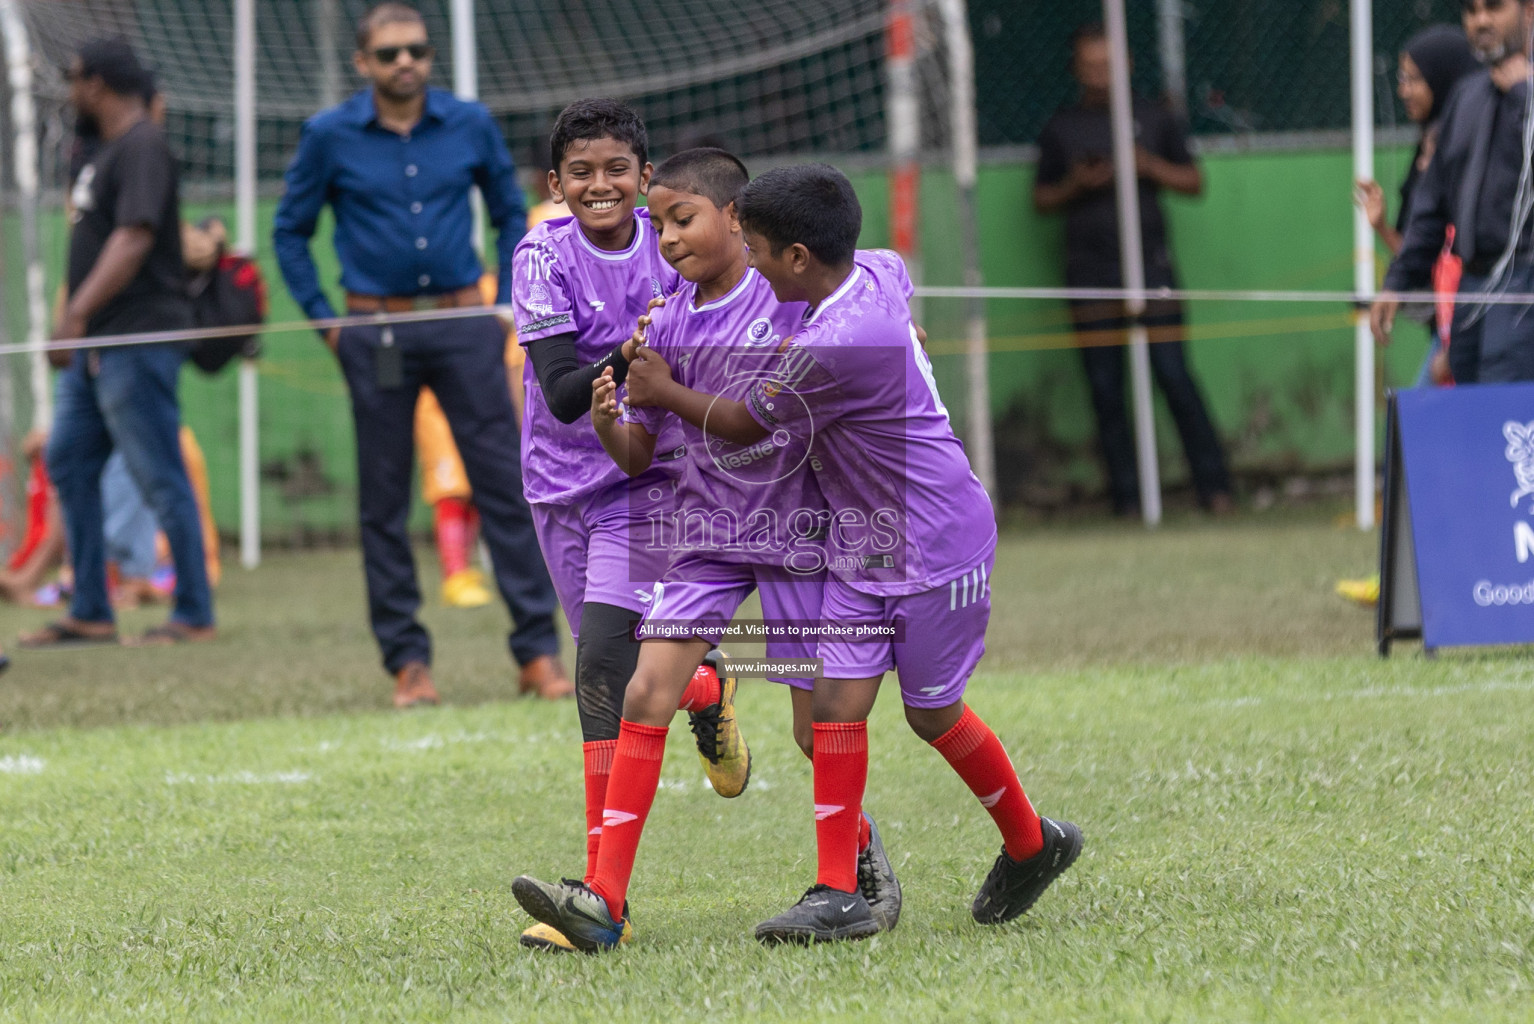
[852,146,1426,505]
[5,144,1423,535]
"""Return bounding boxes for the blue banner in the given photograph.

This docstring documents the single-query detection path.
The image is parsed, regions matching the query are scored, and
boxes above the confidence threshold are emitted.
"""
[1398,383,1534,648]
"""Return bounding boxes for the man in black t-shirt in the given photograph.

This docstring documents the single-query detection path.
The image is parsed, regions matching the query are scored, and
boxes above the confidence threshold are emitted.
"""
[20,38,214,649]
[1034,24,1232,517]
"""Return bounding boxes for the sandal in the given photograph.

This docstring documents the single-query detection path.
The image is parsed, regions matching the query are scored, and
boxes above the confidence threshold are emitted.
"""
[125,622,217,647]
[17,620,120,649]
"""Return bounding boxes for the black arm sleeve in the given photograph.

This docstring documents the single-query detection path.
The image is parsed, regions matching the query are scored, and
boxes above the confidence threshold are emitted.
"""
[526,332,632,424]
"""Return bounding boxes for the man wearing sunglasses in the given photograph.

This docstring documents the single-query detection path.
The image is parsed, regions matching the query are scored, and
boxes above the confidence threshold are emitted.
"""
[274,2,567,708]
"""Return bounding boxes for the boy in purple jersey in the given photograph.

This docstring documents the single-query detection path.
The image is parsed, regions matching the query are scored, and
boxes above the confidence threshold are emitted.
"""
[586,163,1082,944]
[509,101,746,953]
[512,149,901,952]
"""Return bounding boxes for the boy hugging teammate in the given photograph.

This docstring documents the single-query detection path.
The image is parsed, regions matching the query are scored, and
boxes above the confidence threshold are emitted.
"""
[739,165,1080,942]
[512,149,902,952]
[510,102,747,952]
[518,161,1080,947]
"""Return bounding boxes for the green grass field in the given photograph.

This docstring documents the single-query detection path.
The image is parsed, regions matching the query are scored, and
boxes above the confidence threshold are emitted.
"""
[2,508,1532,1022]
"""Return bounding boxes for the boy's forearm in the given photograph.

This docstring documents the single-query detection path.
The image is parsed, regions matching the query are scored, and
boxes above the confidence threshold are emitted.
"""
[652,379,714,431]
[595,418,654,476]
[653,380,766,445]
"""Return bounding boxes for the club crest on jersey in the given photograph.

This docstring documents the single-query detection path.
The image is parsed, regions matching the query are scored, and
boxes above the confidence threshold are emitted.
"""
[745,317,775,346]
[651,277,663,297]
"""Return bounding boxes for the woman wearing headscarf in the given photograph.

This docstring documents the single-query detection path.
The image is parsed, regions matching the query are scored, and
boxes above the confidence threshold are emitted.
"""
[1354,24,1481,383]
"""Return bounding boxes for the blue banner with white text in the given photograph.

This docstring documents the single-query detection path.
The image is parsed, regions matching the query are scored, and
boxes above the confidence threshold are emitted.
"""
[1398,384,1534,648]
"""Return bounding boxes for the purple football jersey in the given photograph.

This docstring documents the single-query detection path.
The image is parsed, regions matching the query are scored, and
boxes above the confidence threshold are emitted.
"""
[623,268,824,568]
[512,210,685,505]
[745,250,997,594]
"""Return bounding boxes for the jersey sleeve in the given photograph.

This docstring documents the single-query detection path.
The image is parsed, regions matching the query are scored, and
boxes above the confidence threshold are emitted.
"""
[746,338,843,437]
[878,250,916,301]
[112,129,176,233]
[512,236,576,343]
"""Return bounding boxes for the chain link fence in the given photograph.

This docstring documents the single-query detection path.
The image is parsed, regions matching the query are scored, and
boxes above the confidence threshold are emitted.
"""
[975,0,1464,145]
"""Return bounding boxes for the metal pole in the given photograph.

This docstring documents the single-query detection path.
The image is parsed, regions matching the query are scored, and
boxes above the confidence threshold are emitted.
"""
[886,0,923,323]
[1103,0,1162,526]
[450,0,485,256]
[317,0,343,107]
[1350,0,1376,530]
[936,0,994,501]
[1156,0,1188,117]
[0,0,52,431]
[235,0,261,567]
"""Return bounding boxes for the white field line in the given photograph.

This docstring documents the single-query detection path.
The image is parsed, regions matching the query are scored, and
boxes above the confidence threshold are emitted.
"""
[164,770,313,785]
[372,731,566,753]
[0,754,44,774]
[305,732,527,754]
[1207,677,1534,709]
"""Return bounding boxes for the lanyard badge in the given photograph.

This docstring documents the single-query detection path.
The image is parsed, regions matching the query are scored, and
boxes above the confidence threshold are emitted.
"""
[376,322,403,389]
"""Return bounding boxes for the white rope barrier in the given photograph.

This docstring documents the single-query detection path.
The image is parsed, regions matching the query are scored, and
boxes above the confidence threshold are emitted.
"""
[0,285,1512,361]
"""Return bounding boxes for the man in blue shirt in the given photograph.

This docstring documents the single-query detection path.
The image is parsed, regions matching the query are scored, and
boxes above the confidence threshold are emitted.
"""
[274,1,567,708]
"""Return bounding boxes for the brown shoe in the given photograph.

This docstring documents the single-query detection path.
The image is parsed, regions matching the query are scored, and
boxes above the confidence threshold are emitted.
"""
[394,661,441,709]
[518,654,573,700]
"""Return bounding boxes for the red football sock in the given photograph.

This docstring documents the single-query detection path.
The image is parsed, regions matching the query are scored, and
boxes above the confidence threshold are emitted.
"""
[812,721,868,893]
[930,705,1043,861]
[464,502,480,546]
[581,740,617,885]
[802,731,870,851]
[676,661,721,711]
[434,497,472,578]
[589,720,669,920]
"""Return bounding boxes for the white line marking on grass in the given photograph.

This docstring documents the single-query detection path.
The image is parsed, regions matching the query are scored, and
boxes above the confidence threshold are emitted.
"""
[1208,678,1534,709]
[164,770,313,785]
[0,755,44,775]
[379,731,511,752]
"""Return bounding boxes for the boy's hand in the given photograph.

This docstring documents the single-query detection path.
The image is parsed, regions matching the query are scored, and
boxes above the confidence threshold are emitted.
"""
[621,321,647,362]
[591,367,622,428]
[624,346,674,407]
[622,296,668,361]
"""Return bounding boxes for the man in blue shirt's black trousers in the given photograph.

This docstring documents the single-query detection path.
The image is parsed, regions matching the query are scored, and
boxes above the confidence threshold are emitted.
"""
[274,2,568,708]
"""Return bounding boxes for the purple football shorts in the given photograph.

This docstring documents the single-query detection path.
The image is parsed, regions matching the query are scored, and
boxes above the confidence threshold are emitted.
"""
[817,553,993,709]
[530,473,676,639]
[640,551,825,689]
